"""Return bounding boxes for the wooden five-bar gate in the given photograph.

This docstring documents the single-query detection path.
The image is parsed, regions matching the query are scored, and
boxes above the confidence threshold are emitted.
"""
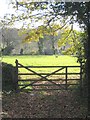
[14,59,83,92]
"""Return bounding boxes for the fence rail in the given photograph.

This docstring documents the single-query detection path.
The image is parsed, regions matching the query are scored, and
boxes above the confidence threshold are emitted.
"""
[14,59,83,92]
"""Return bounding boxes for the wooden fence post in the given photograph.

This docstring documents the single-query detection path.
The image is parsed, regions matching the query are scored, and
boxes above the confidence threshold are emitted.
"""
[65,67,68,90]
[15,59,18,92]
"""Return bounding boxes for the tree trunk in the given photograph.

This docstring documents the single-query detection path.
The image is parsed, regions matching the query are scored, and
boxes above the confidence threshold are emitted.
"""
[38,39,44,55]
[86,2,90,117]
[51,36,55,54]
[87,22,90,116]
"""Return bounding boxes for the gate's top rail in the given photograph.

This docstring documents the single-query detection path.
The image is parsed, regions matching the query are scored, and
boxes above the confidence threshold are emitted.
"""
[15,59,81,68]
[18,65,81,68]
[16,60,80,68]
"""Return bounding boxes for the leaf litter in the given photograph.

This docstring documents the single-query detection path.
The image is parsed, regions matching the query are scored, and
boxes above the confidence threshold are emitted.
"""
[2,90,87,118]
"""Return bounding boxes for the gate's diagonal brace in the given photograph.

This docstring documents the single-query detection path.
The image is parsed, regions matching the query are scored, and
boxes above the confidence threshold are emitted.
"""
[19,62,65,78]
[42,75,65,88]
[43,67,65,78]
[18,63,45,78]
[20,76,65,90]
[41,67,66,88]
[18,63,65,90]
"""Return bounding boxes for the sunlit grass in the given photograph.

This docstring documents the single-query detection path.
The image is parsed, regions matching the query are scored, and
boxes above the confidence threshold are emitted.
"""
[2,55,79,66]
[2,55,80,75]
[2,55,80,82]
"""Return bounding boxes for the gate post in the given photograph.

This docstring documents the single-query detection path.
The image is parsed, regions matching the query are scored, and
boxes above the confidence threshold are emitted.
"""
[15,59,18,92]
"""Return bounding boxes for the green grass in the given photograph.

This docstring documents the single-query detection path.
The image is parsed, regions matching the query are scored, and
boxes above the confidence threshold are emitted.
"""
[2,55,79,66]
[2,55,80,77]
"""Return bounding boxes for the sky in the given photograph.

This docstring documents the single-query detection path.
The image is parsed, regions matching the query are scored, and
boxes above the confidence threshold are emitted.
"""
[0,0,82,31]
[0,0,11,18]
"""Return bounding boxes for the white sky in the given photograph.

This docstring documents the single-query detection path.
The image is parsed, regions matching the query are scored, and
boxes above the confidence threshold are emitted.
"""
[0,0,10,17]
[0,0,82,31]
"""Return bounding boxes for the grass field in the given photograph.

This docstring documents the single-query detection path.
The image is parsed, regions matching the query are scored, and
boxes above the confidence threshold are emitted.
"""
[2,55,79,66]
[2,55,80,79]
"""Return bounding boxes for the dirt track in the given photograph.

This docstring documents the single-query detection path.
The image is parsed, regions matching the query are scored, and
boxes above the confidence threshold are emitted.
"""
[2,90,87,118]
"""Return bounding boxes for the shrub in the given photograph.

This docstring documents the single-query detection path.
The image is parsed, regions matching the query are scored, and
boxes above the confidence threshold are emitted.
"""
[2,62,15,92]
[2,45,14,55]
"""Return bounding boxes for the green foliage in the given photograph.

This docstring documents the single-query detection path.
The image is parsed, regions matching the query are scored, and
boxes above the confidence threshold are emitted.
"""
[58,29,86,63]
[19,24,60,43]
[76,32,87,63]
[2,45,14,55]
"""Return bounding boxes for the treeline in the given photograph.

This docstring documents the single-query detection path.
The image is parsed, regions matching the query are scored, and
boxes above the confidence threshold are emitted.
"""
[1,27,69,56]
